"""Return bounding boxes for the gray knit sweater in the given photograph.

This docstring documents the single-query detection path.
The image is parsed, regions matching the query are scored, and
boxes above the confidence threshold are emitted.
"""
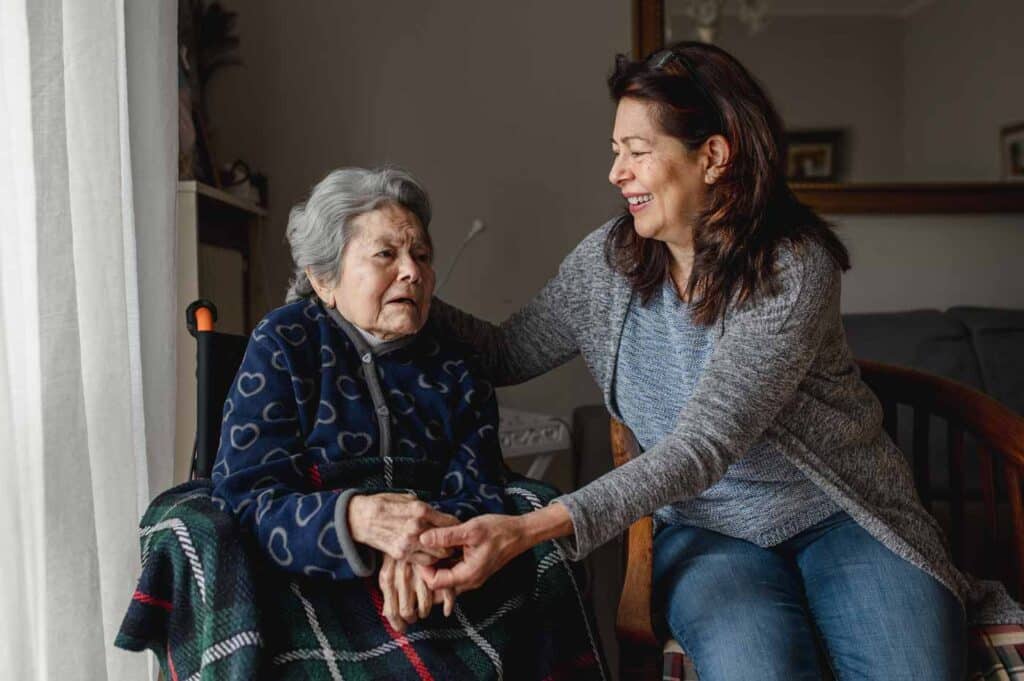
[614,277,841,545]
[431,219,1021,624]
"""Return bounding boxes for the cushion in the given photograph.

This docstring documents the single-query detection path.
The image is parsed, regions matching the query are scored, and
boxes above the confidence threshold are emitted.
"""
[948,306,1024,415]
[660,625,1024,680]
[842,309,983,389]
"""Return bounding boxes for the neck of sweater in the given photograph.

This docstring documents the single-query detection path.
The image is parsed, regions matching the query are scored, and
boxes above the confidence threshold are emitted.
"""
[324,304,416,357]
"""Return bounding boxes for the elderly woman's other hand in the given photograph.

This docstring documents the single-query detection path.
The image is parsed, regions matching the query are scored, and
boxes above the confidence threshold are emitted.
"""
[349,492,460,563]
[379,555,455,633]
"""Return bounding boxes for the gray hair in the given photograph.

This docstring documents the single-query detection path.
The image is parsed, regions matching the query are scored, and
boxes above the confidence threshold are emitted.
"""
[284,167,432,303]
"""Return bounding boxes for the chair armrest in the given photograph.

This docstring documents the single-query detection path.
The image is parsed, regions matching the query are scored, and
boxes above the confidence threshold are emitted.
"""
[610,419,660,649]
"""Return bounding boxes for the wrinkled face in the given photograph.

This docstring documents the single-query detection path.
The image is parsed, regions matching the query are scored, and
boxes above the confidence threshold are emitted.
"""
[608,97,708,245]
[313,204,435,340]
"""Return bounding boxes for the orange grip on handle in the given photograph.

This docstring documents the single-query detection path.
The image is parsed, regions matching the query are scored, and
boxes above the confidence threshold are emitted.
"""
[195,307,214,332]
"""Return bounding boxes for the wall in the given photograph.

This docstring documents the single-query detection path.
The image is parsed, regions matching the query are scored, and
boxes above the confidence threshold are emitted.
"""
[836,214,1024,313]
[902,0,1024,180]
[209,0,630,420]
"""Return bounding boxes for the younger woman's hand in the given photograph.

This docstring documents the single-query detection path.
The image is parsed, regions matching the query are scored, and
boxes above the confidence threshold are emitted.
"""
[417,513,528,594]
[348,492,459,563]
[418,504,573,594]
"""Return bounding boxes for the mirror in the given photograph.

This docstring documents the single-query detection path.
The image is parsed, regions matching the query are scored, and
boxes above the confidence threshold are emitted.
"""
[635,0,1024,212]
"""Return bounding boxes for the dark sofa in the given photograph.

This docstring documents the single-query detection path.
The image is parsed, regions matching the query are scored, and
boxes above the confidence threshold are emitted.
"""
[844,306,1024,414]
[571,306,1024,677]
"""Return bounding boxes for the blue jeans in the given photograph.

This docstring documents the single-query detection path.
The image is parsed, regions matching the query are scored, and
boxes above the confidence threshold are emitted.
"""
[653,512,966,680]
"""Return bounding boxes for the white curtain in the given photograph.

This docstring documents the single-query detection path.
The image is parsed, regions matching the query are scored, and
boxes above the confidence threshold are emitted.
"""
[0,0,177,679]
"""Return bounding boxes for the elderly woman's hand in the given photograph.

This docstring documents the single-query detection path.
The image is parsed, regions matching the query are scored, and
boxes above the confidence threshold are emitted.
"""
[348,492,459,563]
[379,555,455,633]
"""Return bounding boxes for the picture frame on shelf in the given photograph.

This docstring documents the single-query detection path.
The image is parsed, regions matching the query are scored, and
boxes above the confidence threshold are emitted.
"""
[786,129,845,183]
[1001,122,1024,182]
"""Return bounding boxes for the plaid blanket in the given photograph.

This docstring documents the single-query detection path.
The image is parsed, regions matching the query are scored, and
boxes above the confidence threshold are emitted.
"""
[115,479,607,680]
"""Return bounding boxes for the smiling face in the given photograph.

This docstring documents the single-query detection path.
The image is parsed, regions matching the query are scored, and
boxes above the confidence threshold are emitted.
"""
[310,203,435,340]
[608,97,710,249]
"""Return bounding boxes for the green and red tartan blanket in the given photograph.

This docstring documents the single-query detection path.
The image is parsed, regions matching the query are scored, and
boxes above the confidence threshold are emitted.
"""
[115,478,608,680]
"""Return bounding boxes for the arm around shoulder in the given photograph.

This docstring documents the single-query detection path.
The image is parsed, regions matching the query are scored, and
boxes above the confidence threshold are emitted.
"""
[429,228,605,385]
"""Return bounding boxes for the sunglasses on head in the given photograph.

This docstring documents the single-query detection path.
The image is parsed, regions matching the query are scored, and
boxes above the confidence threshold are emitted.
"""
[648,48,724,132]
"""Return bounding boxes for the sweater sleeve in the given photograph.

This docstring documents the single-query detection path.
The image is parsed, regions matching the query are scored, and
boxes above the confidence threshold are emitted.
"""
[429,239,588,386]
[429,359,507,520]
[554,243,841,559]
[211,328,377,579]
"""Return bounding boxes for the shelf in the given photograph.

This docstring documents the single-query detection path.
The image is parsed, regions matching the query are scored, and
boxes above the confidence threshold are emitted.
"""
[178,180,267,216]
[791,182,1024,215]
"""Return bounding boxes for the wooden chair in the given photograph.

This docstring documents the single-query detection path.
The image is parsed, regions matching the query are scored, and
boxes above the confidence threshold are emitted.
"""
[611,359,1024,680]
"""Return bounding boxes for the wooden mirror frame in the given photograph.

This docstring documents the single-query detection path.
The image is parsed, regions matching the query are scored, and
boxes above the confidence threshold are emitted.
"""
[633,0,665,59]
[630,0,1024,214]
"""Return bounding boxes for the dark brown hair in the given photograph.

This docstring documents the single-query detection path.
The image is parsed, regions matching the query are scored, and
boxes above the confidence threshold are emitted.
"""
[605,41,850,326]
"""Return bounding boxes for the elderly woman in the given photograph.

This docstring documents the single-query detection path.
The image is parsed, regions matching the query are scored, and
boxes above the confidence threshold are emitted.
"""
[209,168,605,680]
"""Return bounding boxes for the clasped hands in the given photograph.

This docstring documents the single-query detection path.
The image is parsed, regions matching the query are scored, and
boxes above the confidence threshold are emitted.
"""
[348,492,527,633]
